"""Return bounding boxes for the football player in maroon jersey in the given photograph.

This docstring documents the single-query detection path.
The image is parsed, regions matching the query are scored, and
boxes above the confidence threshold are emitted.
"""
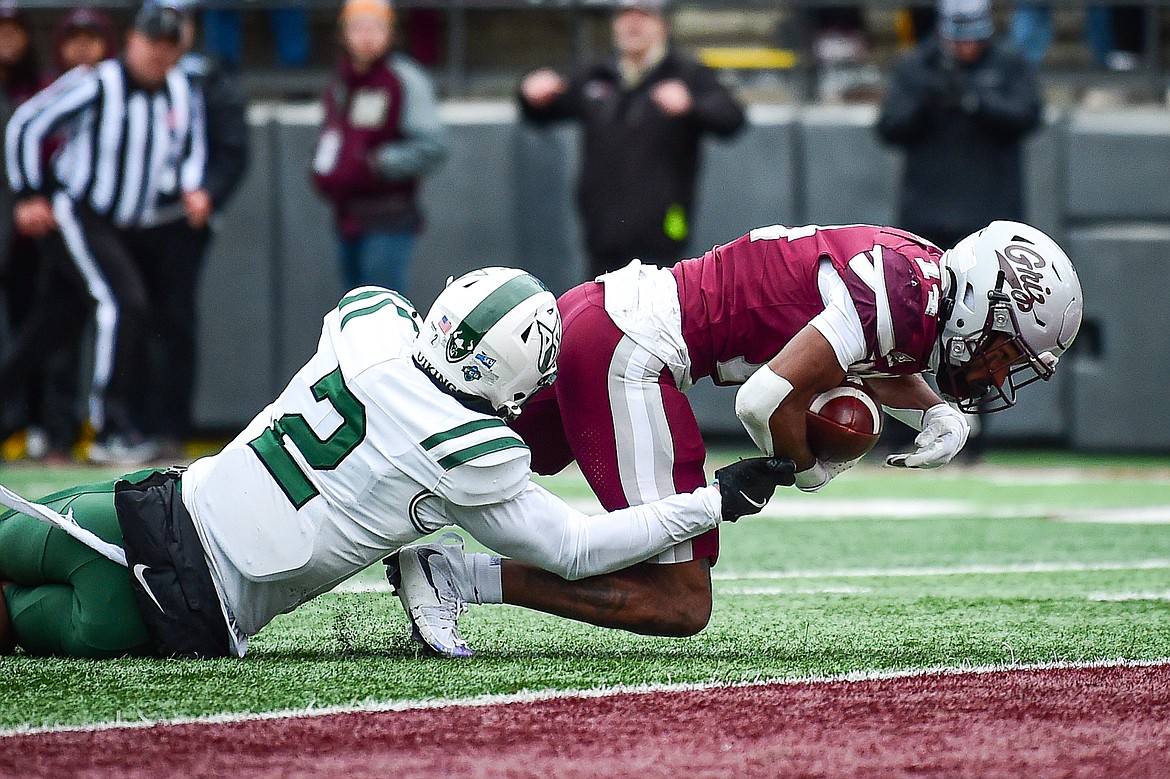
[394,221,1083,652]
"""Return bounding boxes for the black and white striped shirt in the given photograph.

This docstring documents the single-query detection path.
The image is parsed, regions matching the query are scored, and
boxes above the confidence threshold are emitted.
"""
[6,58,207,229]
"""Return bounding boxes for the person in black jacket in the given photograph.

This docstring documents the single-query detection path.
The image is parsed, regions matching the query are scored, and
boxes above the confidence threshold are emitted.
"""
[876,0,1042,461]
[877,0,1042,252]
[518,0,745,278]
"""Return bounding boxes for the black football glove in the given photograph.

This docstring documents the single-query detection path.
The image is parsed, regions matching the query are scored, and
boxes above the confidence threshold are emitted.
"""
[714,457,797,522]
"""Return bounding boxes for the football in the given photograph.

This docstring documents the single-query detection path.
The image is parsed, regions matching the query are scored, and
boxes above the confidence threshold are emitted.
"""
[803,377,883,463]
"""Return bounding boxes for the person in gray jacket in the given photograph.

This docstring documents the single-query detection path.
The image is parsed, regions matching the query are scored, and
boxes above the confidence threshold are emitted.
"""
[312,0,448,296]
[877,0,1042,252]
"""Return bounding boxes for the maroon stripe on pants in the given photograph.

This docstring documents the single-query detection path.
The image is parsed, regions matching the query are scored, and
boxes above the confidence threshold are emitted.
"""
[511,283,719,562]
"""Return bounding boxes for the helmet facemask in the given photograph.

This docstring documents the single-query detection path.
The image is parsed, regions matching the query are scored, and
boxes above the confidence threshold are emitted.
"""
[936,271,1058,412]
[933,221,1081,414]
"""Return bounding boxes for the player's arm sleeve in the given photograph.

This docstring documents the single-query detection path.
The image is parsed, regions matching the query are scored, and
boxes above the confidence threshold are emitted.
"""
[370,55,450,181]
[866,373,947,430]
[808,259,867,372]
[735,365,793,456]
[449,483,722,581]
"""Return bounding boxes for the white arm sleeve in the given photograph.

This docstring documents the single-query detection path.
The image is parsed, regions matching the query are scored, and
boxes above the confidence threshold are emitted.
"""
[734,366,793,456]
[883,406,927,431]
[809,259,867,372]
[449,483,722,581]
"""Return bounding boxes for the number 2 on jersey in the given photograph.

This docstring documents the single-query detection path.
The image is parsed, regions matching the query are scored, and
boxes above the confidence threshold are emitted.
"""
[248,367,366,509]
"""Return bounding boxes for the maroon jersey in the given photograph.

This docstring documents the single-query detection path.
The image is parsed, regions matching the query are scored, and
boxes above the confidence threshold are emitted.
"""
[671,224,945,386]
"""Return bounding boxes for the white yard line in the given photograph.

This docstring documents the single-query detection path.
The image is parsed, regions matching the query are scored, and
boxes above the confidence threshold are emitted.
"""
[720,585,872,595]
[3,657,1165,740]
[1088,591,1170,602]
[711,559,1170,581]
[751,502,1170,522]
[1056,506,1170,524]
[560,498,1170,522]
[334,558,1170,593]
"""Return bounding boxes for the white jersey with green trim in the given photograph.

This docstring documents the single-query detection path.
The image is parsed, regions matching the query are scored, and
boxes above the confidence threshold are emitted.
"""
[181,287,532,638]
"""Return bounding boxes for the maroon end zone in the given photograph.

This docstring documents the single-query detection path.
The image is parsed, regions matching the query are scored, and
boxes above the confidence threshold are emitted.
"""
[3,663,1168,778]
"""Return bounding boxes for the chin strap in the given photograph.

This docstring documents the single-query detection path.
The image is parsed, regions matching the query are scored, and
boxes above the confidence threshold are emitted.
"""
[937,267,957,331]
[986,271,1014,335]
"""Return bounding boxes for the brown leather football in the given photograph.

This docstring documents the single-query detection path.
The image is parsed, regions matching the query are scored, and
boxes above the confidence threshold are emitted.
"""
[802,378,883,463]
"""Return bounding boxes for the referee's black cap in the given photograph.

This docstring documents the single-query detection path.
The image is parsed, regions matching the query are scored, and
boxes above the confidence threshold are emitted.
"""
[133,2,184,42]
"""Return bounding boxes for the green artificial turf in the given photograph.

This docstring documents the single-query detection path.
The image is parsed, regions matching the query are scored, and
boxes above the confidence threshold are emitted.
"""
[2,451,1169,730]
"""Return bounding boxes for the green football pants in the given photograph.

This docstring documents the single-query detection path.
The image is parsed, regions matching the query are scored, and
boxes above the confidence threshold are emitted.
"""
[0,478,152,657]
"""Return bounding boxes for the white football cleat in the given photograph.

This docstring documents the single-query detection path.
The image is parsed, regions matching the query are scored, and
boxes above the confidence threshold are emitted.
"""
[88,434,161,467]
[385,533,474,659]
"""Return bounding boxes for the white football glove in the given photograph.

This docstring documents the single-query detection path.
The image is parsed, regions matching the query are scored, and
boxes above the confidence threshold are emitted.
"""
[794,456,862,492]
[885,403,970,469]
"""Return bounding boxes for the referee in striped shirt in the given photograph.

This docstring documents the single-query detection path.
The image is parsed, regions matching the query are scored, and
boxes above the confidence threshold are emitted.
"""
[5,2,208,464]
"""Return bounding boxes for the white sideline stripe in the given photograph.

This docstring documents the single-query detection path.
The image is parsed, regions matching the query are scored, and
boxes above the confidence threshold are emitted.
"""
[2,658,1166,740]
[722,585,872,595]
[752,502,1170,522]
[560,498,1170,522]
[761,498,970,519]
[1056,506,1170,524]
[335,558,1170,594]
[1088,591,1170,602]
[712,559,1170,581]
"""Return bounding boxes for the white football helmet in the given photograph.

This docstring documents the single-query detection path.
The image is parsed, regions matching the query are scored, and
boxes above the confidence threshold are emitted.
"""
[414,268,561,419]
[934,221,1083,412]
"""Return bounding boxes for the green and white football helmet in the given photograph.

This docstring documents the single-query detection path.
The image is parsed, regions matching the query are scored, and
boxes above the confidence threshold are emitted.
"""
[415,268,561,419]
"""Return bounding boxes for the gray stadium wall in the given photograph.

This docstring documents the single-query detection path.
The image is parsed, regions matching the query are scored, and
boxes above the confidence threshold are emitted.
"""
[193,102,1170,453]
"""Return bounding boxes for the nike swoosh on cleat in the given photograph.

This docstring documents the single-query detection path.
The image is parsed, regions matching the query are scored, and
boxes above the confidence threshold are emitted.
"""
[132,563,166,613]
[739,491,766,509]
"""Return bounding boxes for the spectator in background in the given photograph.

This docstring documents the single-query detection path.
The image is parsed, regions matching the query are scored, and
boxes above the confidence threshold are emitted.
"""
[1010,4,1126,70]
[1,7,124,465]
[52,7,118,75]
[518,0,745,279]
[877,0,1042,459]
[0,93,12,354]
[0,4,41,105]
[877,0,1042,251]
[0,2,52,461]
[202,3,309,69]
[122,0,248,457]
[311,0,448,296]
[5,2,209,465]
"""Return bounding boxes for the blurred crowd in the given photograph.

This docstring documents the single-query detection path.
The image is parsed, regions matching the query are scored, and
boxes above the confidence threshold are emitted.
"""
[0,0,248,467]
[814,3,1150,68]
[0,2,123,465]
[0,0,444,469]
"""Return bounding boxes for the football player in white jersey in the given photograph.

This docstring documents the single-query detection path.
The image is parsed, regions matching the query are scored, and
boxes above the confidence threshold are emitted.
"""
[0,268,794,659]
